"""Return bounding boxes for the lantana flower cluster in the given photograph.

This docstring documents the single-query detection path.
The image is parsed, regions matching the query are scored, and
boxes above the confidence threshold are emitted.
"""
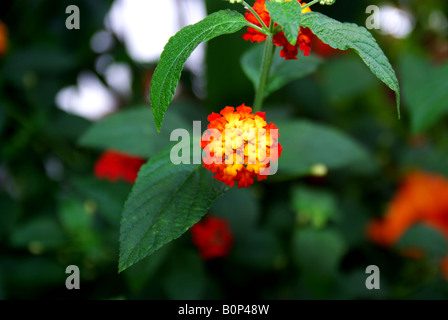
[201,104,282,188]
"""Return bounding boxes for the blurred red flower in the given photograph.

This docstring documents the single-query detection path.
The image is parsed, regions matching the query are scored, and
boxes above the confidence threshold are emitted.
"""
[367,171,448,279]
[312,37,342,58]
[0,20,8,56]
[190,216,233,260]
[242,0,314,60]
[94,150,146,184]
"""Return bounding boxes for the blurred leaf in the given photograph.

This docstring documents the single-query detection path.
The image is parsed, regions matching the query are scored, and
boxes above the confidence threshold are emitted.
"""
[72,177,132,227]
[150,9,249,131]
[320,55,378,102]
[292,228,346,297]
[10,217,66,251]
[210,187,260,238]
[396,224,448,259]
[401,145,448,178]
[265,0,302,45]
[291,185,338,228]
[78,106,188,158]
[124,243,172,294]
[162,250,208,299]
[292,228,346,276]
[0,103,5,134]
[301,12,400,116]
[275,120,371,178]
[118,144,228,272]
[0,194,19,238]
[233,229,283,271]
[2,47,76,85]
[47,112,91,141]
[58,197,92,235]
[2,257,66,289]
[400,54,448,133]
[241,44,321,98]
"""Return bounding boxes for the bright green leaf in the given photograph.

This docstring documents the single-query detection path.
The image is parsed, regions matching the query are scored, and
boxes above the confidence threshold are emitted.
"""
[265,0,302,45]
[291,185,338,228]
[301,12,400,116]
[78,106,188,158]
[150,10,249,131]
[241,44,321,97]
[399,54,448,133]
[118,144,228,272]
[275,120,371,179]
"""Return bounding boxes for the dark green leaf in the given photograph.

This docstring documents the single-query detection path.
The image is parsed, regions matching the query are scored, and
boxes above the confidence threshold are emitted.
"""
[10,218,66,251]
[275,120,371,179]
[292,228,346,276]
[118,144,228,272]
[150,10,249,131]
[301,12,400,116]
[241,44,321,97]
[265,0,302,45]
[396,224,448,259]
[78,106,188,158]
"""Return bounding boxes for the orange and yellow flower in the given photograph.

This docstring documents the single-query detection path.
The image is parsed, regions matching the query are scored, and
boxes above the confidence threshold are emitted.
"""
[367,171,448,279]
[200,104,282,188]
[242,0,314,60]
[190,215,233,260]
[94,150,146,184]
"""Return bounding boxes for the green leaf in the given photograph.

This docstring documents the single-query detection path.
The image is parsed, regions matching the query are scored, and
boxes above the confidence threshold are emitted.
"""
[291,185,338,228]
[162,250,208,299]
[275,120,371,179]
[301,12,400,117]
[10,218,66,251]
[78,106,188,158]
[150,10,249,131]
[241,44,321,97]
[396,224,448,259]
[118,144,228,272]
[292,228,346,275]
[265,0,302,46]
[399,54,448,133]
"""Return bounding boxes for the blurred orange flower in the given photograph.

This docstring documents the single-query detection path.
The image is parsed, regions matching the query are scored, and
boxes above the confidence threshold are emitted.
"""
[242,0,314,59]
[201,104,282,188]
[0,20,8,56]
[367,171,448,279]
[190,215,233,260]
[94,150,146,184]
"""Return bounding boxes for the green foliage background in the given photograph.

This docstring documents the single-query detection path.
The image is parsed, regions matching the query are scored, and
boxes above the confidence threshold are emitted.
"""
[1,0,448,299]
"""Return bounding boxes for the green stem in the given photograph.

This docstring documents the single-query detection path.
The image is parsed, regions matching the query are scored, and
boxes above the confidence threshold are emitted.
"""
[253,32,275,113]
[301,0,320,10]
[242,0,270,33]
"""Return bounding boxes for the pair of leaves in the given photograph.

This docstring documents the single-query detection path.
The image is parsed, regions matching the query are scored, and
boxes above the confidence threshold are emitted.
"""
[151,8,400,132]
